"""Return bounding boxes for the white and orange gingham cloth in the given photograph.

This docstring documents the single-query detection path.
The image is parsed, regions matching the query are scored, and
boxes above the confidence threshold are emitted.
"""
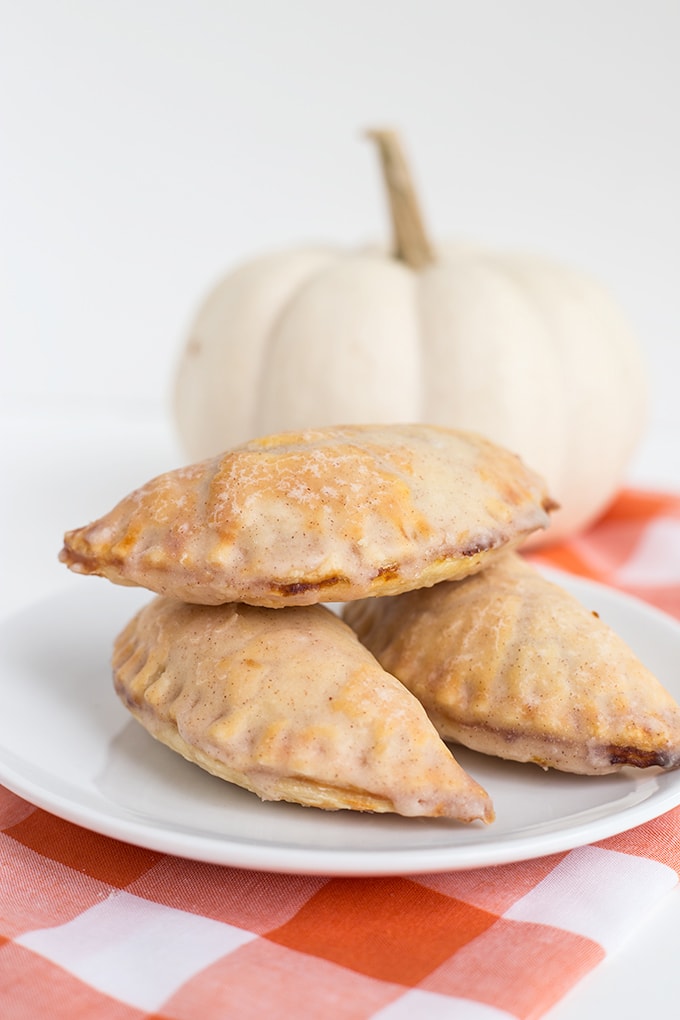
[2,488,680,1020]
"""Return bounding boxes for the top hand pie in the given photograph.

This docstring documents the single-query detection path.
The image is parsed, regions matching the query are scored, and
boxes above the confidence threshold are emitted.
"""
[59,424,553,607]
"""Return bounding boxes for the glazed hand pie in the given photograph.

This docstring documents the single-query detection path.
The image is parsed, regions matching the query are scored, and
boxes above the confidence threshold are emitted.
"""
[343,552,680,775]
[112,596,494,821]
[60,423,554,607]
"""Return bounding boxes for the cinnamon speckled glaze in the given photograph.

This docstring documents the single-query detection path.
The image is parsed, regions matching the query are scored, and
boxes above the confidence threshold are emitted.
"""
[59,423,554,607]
[343,552,680,775]
[112,596,494,821]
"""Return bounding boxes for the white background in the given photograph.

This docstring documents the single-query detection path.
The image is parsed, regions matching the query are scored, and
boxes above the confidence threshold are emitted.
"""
[1,0,679,452]
[1,5,680,1018]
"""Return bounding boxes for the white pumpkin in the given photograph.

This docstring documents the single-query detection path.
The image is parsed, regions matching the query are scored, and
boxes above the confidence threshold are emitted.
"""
[174,130,648,544]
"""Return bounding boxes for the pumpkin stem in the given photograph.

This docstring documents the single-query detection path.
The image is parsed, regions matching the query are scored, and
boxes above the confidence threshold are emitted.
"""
[366,128,435,269]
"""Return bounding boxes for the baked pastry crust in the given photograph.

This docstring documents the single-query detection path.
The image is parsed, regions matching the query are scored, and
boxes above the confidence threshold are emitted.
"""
[343,552,680,775]
[112,596,494,821]
[60,423,553,607]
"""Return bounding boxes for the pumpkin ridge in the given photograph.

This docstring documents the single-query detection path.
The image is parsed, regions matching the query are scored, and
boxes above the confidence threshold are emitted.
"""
[413,262,432,423]
[249,253,351,437]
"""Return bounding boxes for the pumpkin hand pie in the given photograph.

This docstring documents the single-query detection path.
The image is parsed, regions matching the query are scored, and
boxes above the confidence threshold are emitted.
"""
[112,596,494,821]
[343,552,680,775]
[60,423,554,608]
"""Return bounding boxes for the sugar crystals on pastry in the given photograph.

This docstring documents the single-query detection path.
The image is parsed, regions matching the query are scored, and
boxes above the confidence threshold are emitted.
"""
[112,596,494,821]
[60,423,554,607]
[343,552,680,775]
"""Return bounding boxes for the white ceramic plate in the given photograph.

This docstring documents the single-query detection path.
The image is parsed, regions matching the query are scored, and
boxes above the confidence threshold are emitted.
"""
[1,571,680,876]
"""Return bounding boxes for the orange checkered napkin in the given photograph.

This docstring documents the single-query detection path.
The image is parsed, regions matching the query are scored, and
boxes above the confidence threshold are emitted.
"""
[2,488,680,1020]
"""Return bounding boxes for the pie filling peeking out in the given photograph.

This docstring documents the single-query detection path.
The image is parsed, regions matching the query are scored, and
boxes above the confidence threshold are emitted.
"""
[59,423,554,608]
[343,552,680,776]
[112,596,494,822]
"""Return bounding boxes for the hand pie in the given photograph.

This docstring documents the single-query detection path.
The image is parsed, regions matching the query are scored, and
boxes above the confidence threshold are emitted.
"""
[60,423,553,607]
[343,553,680,775]
[112,596,494,821]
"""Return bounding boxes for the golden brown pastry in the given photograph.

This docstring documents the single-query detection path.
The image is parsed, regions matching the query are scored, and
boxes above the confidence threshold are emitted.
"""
[60,423,553,607]
[112,596,494,821]
[343,552,680,775]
